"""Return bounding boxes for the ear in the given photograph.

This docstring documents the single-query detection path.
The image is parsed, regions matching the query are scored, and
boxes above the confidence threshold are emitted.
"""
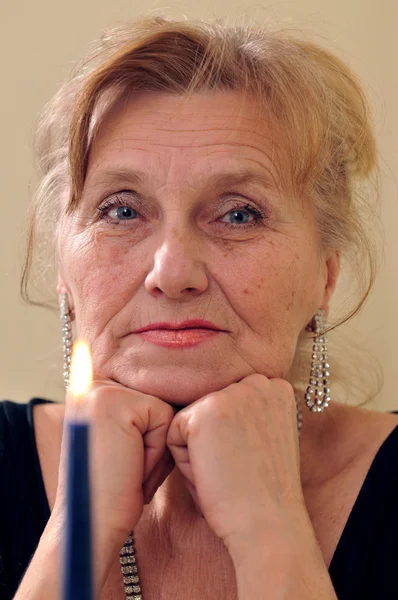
[57,272,74,315]
[320,250,340,319]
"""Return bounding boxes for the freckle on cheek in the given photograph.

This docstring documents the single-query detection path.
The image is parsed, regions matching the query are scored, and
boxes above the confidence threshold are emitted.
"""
[286,289,296,311]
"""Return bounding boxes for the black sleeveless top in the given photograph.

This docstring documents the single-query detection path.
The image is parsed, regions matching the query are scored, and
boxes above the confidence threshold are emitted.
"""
[0,398,398,599]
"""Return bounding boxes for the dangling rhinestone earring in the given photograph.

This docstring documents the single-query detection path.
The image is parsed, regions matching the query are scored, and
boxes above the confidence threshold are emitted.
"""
[60,293,73,390]
[305,308,331,412]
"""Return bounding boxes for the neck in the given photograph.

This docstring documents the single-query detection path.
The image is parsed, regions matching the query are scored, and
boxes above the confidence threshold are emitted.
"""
[299,400,346,489]
[151,467,204,521]
[142,467,216,555]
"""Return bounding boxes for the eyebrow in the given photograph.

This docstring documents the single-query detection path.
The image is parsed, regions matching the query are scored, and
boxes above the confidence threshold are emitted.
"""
[83,166,280,196]
[84,168,145,191]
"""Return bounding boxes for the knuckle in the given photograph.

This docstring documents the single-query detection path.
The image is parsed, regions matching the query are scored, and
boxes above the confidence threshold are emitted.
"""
[201,394,230,420]
[153,398,175,424]
[166,421,177,444]
[273,379,295,397]
[241,373,270,392]
[84,384,142,425]
[74,384,176,432]
[84,385,117,419]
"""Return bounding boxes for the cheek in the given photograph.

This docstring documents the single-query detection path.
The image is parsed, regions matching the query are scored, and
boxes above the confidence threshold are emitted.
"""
[227,243,320,375]
[228,241,319,330]
[64,234,134,335]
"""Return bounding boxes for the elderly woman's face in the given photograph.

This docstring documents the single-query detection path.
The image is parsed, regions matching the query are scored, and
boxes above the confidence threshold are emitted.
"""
[58,91,338,405]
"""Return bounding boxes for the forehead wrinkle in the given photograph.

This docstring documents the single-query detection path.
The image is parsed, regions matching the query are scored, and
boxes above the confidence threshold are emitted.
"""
[85,167,145,190]
[86,113,286,197]
[202,144,281,187]
[83,163,281,199]
[93,106,279,149]
[88,137,281,182]
[95,125,278,148]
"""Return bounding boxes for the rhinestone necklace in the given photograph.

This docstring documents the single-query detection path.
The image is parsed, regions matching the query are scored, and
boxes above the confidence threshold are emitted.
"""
[118,395,303,599]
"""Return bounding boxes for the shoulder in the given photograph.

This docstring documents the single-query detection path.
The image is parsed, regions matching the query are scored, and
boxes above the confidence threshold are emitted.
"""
[302,402,398,522]
[32,401,65,460]
[33,400,65,430]
[303,404,398,568]
[32,402,65,512]
[0,399,63,451]
[0,398,62,427]
[0,400,65,513]
[304,402,398,486]
[336,404,398,469]
[32,402,64,469]
[332,404,398,497]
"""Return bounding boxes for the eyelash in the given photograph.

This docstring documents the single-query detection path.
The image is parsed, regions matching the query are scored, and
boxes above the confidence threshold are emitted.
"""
[96,193,268,228]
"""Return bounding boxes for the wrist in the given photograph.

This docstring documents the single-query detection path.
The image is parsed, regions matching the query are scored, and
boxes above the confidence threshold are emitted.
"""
[14,516,64,599]
[93,527,129,587]
[225,502,312,570]
[47,507,128,594]
[225,507,337,600]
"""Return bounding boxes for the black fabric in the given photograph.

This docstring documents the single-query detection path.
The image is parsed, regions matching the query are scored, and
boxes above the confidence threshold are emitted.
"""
[0,398,397,599]
[0,398,52,599]
[328,412,398,599]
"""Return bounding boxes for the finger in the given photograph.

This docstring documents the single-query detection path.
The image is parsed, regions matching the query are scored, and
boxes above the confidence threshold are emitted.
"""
[168,443,196,489]
[167,415,196,483]
[166,411,189,453]
[143,446,173,484]
[142,454,175,503]
[141,403,175,481]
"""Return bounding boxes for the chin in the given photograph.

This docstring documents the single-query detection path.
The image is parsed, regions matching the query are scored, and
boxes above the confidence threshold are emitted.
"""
[110,370,242,406]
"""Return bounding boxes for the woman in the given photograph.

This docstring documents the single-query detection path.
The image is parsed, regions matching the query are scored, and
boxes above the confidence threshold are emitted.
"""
[1,16,397,600]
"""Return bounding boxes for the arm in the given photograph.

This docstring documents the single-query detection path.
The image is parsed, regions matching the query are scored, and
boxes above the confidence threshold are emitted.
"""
[13,386,175,598]
[13,511,124,599]
[13,516,63,600]
[227,507,338,600]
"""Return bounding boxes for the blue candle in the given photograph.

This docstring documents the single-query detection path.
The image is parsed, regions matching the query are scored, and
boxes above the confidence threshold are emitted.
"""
[63,421,93,600]
[63,341,94,600]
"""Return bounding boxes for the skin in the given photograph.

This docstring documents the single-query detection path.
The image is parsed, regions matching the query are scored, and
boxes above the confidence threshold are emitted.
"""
[58,90,339,403]
[51,91,398,596]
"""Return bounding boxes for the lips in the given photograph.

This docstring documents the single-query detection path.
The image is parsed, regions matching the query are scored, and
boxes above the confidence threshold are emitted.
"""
[132,319,226,349]
[134,319,222,333]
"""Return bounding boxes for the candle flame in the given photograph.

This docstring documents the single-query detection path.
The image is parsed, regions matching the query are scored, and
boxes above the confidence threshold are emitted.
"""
[69,340,93,400]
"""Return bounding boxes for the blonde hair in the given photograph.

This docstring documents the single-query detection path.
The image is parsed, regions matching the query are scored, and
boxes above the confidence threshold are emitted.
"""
[22,17,383,403]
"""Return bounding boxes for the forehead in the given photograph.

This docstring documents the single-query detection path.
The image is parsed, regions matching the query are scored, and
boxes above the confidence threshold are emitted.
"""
[86,91,289,191]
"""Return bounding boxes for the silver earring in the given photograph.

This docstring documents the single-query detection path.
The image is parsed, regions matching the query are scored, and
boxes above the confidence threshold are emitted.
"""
[295,394,303,440]
[60,293,73,390]
[305,308,331,412]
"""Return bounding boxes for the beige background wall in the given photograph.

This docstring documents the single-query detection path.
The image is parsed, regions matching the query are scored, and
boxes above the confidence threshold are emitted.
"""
[1,1,397,408]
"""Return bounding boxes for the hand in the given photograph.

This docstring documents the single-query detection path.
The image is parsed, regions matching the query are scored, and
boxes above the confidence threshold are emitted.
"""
[166,374,304,549]
[54,381,176,563]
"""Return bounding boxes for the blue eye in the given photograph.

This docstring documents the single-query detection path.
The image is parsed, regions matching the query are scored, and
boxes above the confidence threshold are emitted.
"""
[225,209,252,225]
[110,206,137,220]
[97,195,267,229]
[97,197,138,222]
[221,204,266,227]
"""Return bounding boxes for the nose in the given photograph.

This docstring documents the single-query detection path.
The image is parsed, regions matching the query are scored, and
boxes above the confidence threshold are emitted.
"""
[144,225,209,299]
